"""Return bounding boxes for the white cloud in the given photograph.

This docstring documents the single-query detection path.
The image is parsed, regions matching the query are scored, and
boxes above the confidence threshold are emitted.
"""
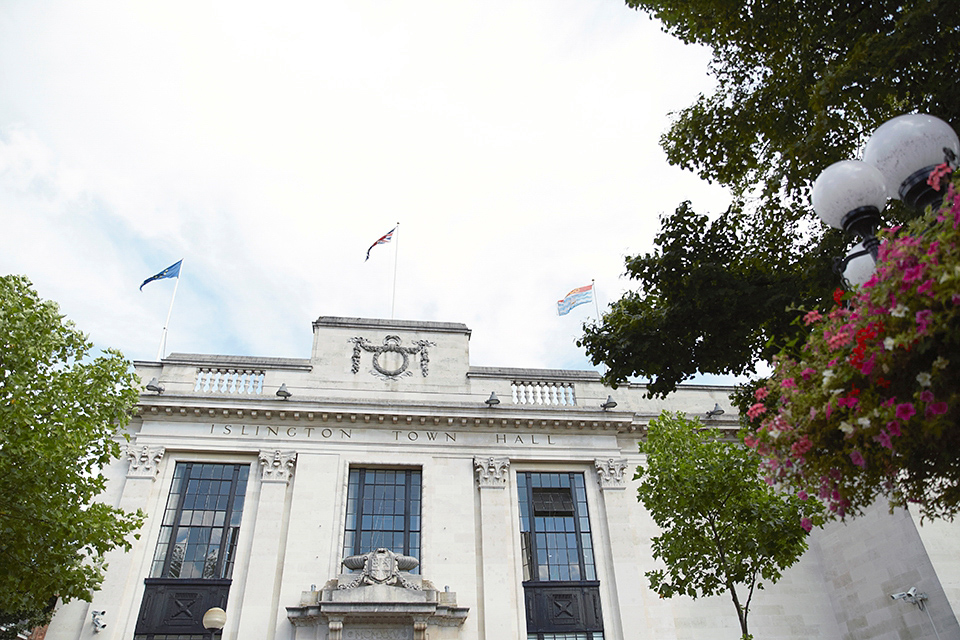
[0,0,730,370]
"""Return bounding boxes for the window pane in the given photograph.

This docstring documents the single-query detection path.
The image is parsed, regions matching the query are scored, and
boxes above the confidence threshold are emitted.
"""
[343,468,421,572]
[150,462,249,579]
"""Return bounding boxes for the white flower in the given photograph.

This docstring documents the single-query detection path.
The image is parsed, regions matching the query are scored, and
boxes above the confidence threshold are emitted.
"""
[839,421,854,436]
[916,372,932,387]
[822,369,834,389]
[933,357,949,370]
[884,337,896,351]
[891,304,909,318]
[857,417,871,429]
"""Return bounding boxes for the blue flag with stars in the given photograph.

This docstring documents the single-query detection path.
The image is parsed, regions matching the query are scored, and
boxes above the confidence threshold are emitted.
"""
[140,260,182,291]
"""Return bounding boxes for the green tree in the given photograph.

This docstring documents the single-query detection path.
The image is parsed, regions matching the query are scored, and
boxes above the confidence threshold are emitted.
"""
[637,412,821,640]
[631,0,960,205]
[0,275,143,637]
[583,0,960,395]
[579,202,845,397]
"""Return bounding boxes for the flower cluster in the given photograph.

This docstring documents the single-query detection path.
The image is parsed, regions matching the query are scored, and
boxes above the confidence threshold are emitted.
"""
[744,175,960,521]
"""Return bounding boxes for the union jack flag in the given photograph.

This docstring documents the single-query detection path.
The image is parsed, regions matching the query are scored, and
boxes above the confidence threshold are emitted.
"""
[365,226,397,261]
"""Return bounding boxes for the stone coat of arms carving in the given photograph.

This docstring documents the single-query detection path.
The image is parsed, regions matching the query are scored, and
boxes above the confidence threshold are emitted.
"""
[349,336,435,380]
[339,548,421,590]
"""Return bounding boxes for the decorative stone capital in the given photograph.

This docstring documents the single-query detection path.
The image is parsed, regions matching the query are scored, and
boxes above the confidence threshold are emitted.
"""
[473,456,510,488]
[595,457,629,490]
[259,450,298,483]
[126,445,165,479]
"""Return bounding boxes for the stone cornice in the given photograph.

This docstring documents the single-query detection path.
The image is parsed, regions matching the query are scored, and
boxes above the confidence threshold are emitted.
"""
[467,366,602,381]
[135,396,638,432]
[141,353,313,371]
[313,316,471,336]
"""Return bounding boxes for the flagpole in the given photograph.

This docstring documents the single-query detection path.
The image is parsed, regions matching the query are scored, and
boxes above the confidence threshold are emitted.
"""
[156,266,182,361]
[592,279,601,322]
[390,222,399,319]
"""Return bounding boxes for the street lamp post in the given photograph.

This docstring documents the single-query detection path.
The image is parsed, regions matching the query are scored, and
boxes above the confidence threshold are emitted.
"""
[202,607,227,640]
[811,114,960,287]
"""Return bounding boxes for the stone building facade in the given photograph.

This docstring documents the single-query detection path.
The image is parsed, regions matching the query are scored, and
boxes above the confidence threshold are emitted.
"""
[45,317,960,640]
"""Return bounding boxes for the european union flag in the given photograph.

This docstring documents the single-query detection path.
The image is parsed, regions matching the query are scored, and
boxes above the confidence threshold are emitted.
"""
[140,260,183,291]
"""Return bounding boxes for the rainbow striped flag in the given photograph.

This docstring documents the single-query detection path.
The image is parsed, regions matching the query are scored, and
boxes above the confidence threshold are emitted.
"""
[557,284,593,316]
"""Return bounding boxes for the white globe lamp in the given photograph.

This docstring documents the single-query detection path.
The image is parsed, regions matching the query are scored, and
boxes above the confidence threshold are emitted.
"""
[862,113,959,211]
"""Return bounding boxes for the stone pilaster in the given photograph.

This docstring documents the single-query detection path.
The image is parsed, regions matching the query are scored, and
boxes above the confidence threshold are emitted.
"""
[87,445,168,640]
[474,456,521,639]
[236,450,299,639]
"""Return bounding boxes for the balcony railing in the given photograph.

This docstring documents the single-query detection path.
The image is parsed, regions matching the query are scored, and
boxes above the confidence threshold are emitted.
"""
[512,381,576,406]
[194,368,264,395]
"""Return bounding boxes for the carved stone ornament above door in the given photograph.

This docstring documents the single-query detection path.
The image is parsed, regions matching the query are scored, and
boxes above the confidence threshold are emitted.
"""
[286,548,468,640]
[349,335,436,380]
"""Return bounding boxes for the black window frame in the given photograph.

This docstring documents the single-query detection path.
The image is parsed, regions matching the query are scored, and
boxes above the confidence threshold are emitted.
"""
[150,462,250,580]
[518,472,603,640]
[342,467,422,571]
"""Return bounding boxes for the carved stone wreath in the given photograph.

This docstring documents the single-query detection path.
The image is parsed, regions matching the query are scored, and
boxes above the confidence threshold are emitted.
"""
[349,336,435,380]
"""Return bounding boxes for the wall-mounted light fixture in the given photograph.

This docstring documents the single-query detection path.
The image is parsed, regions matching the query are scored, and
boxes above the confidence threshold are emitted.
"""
[484,392,500,407]
[600,396,617,410]
[705,403,725,419]
[276,383,292,399]
[145,377,164,394]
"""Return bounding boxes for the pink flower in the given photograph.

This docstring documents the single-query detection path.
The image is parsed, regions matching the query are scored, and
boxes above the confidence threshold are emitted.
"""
[920,390,934,403]
[927,163,953,191]
[791,436,813,457]
[780,377,797,389]
[837,396,858,409]
[859,354,876,376]
[886,421,902,437]
[754,387,769,401]
[744,435,758,448]
[916,310,934,334]
[873,430,893,450]
[927,402,948,416]
[798,491,808,501]
[801,367,817,380]
[803,310,822,325]
[850,450,866,468]
[902,265,925,283]
[747,403,767,420]
[916,279,934,296]
[800,517,812,533]
[895,403,916,421]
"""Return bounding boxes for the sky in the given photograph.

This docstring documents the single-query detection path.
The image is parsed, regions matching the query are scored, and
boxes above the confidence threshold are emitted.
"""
[0,0,732,374]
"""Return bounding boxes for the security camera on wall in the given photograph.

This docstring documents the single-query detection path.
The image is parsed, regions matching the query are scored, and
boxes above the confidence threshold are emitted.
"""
[890,592,908,600]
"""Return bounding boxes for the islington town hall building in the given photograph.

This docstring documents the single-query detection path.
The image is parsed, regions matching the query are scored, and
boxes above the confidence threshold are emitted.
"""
[43,317,960,640]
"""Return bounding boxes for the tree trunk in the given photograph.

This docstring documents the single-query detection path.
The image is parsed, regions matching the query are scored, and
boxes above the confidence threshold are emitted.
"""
[727,583,750,639]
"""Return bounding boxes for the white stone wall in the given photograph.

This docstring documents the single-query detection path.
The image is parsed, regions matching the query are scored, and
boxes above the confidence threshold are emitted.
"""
[42,317,960,640]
